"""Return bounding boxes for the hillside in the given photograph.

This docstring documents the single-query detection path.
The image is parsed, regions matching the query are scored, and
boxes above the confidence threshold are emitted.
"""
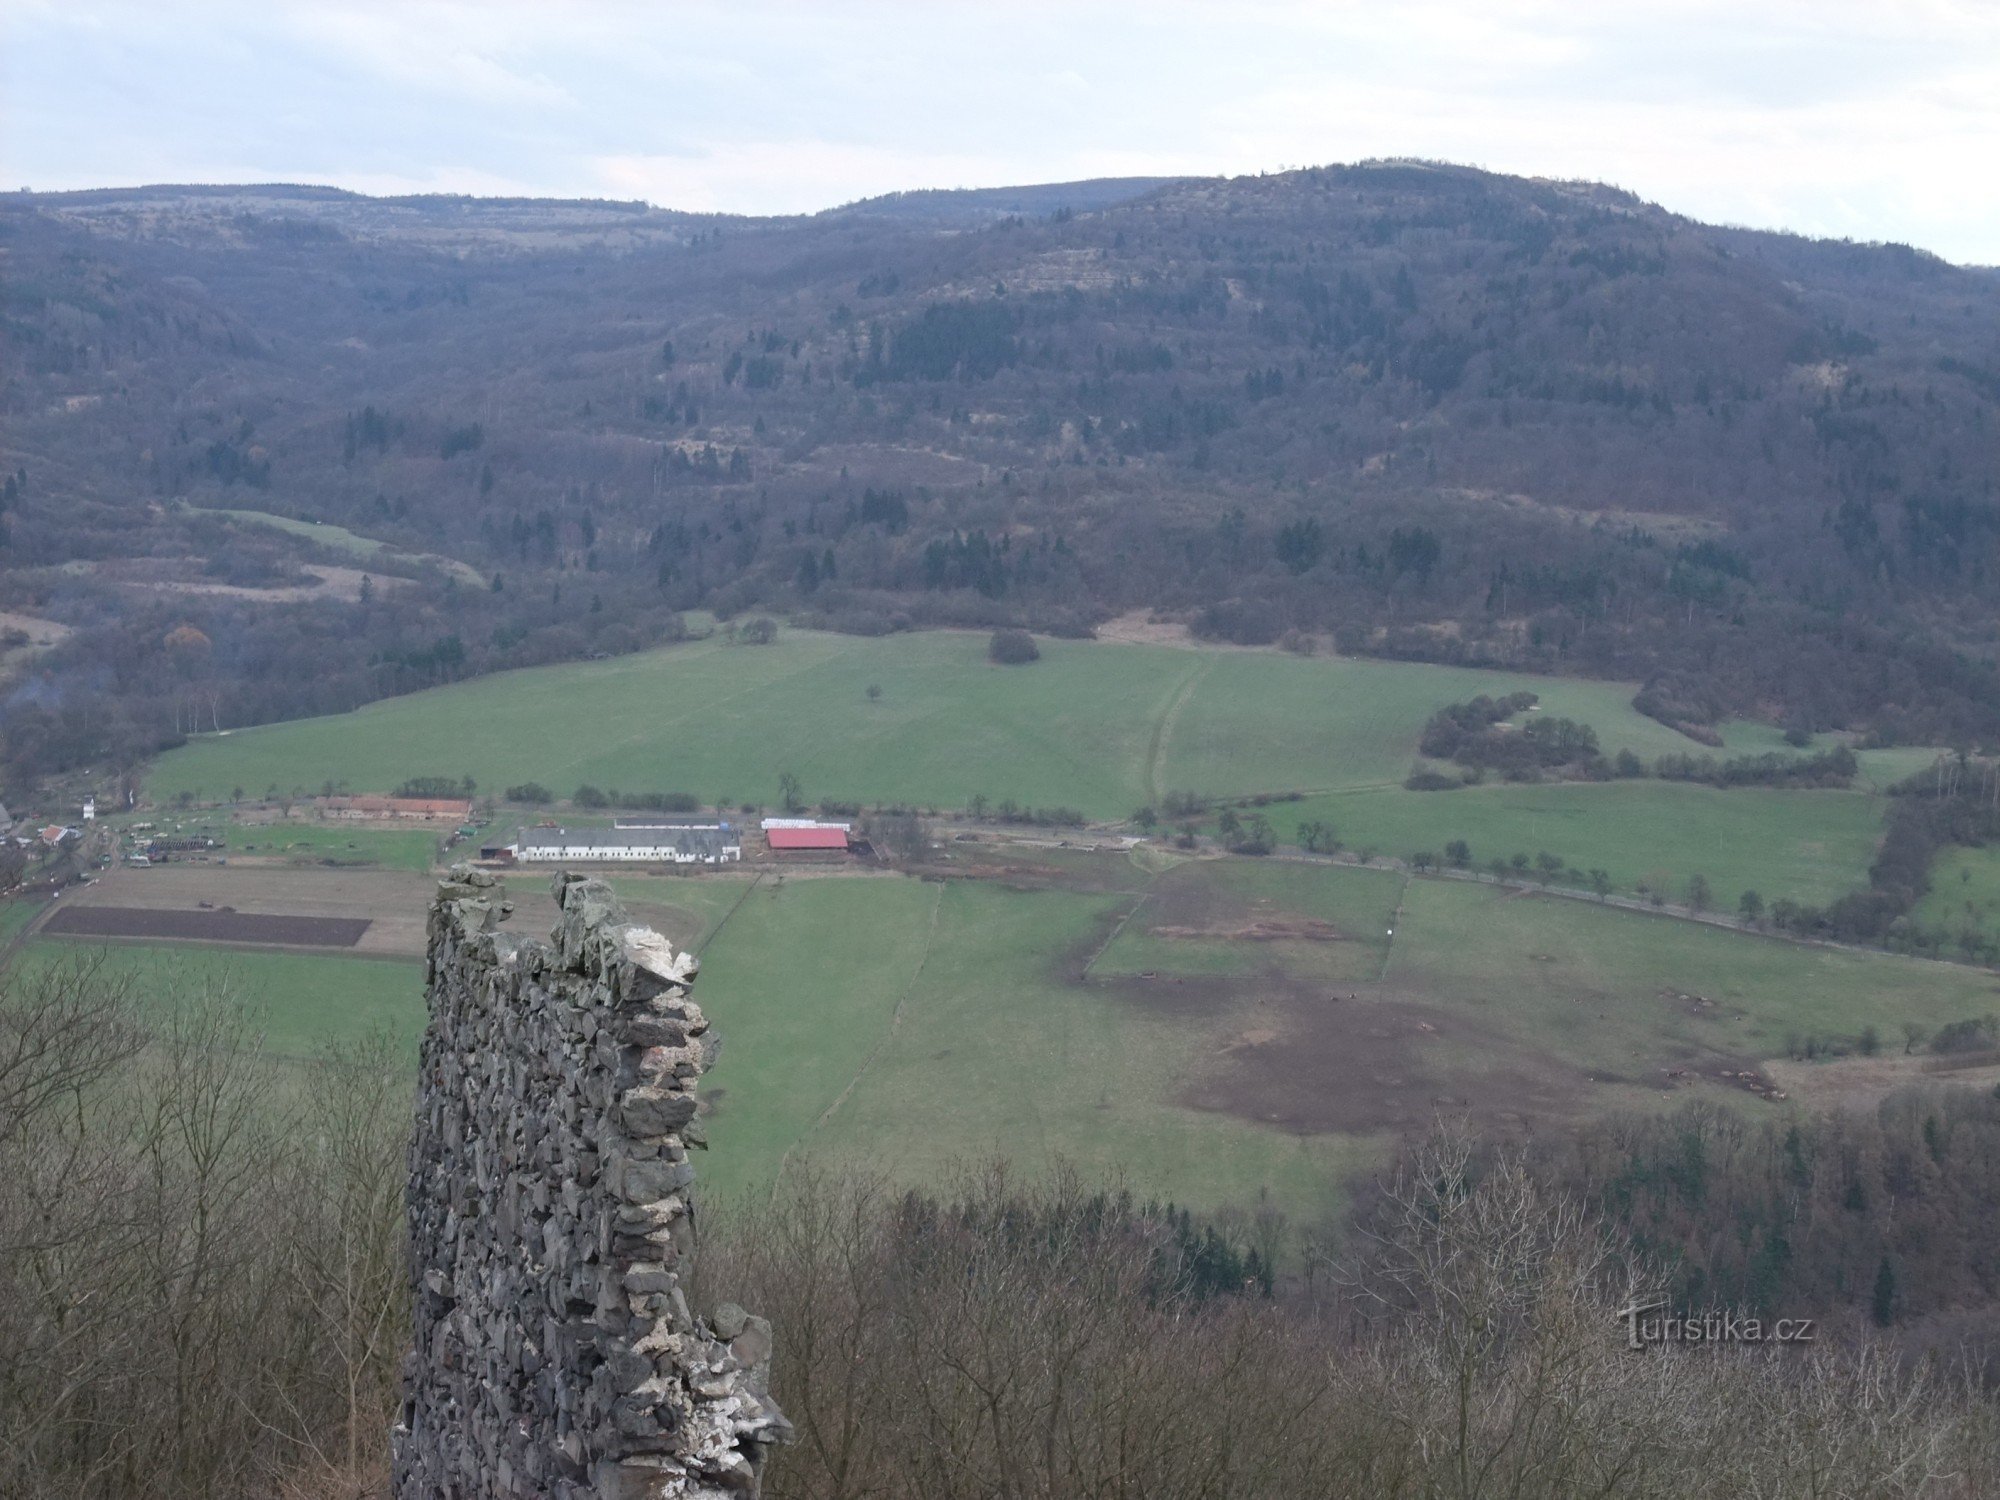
[4,161,1999,787]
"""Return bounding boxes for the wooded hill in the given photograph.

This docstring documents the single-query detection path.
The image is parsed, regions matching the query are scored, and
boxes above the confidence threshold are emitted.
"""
[4,162,1999,783]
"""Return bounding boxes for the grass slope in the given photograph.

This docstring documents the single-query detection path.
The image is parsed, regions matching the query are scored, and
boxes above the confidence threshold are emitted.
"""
[146,630,1749,814]
[25,851,2000,1220]
[1913,845,2000,948]
[231,824,444,871]
[1264,781,1884,909]
[693,871,1364,1216]
[192,505,482,582]
[1387,878,2000,1070]
[19,939,424,1056]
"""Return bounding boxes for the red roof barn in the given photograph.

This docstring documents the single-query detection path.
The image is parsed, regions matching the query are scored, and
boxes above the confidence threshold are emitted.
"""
[765,825,849,851]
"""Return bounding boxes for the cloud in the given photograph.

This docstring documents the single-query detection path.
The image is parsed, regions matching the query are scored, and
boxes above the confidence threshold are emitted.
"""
[4,0,1998,260]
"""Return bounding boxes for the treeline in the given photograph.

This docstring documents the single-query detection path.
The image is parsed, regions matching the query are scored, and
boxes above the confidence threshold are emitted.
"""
[1654,745,1859,789]
[1414,696,1860,790]
[1419,693,1603,779]
[1755,758,2000,958]
[718,1141,2000,1500]
[1524,1091,2000,1349]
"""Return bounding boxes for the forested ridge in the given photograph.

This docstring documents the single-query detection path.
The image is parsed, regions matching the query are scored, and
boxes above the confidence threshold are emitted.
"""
[4,161,1999,784]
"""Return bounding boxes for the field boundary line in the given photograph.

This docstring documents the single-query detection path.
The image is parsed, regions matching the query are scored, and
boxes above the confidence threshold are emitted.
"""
[1146,658,1212,805]
[694,873,765,956]
[771,879,945,1200]
[1080,892,1151,979]
[1377,873,1413,981]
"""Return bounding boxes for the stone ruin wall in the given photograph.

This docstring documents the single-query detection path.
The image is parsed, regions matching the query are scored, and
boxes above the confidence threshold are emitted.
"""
[392,868,787,1499]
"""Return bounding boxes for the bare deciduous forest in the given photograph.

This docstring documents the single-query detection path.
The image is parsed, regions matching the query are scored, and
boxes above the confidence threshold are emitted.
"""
[8,957,2000,1499]
[5,164,2000,787]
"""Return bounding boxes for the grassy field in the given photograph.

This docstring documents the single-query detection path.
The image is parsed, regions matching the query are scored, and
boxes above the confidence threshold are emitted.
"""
[25,847,2000,1219]
[693,856,2000,1210]
[148,626,1905,908]
[1914,845,2000,946]
[16,940,425,1057]
[1257,780,1885,909]
[0,896,47,947]
[229,823,445,871]
[691,870,1369,1216]
[191,505,482,583]
[1092,857,1400,983]
[1386,878,2000,1067]
[148,628,1840,815]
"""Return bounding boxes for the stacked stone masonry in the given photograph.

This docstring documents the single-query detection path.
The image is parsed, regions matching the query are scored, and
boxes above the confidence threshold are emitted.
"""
[392,868,787,1499]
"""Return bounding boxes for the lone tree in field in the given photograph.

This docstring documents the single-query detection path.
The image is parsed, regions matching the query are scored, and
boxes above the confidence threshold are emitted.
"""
[1297,820,1337,853]
[1687,873,1712,912]
[988,628,1039,665]
[1738,888,1764,926]
[865,683,882,703]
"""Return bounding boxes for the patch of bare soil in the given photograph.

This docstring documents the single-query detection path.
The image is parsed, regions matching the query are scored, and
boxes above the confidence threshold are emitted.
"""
[140,564,397,603]
[0,611,73,683]
[0,611,72,646]
[57,864,443,956]
[1095,611,1199,647]
[1173,983,1588,1136]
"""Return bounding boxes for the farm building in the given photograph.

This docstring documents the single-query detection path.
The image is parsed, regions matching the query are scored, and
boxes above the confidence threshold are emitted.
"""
[319,795,474,823]
[764,824,851,853]
[512,826,741,864]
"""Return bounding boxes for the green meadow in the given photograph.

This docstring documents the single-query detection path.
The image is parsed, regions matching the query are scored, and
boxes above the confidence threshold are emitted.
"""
[1914,844,2000,947]
[29,850,2000,1216]
[1385,878,2000,1068]
[15,941,425,1058]
[191,505,483,582]
[150,627,1901,909]
[147,629,1822,814]
[232,823,444,871]
[1261,780,1884,909]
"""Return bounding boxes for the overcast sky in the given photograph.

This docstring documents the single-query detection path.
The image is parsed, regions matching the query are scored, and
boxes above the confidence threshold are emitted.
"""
[5,1,1998,263]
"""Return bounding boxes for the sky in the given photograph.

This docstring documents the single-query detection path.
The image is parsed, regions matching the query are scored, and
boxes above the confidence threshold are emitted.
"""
[4,1,1999,264]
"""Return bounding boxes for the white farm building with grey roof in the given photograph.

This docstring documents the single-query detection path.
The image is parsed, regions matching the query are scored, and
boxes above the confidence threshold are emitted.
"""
[511,825,741,864]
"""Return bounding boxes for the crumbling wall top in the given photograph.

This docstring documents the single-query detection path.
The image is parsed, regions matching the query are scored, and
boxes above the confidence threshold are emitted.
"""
[393,866,786,1499]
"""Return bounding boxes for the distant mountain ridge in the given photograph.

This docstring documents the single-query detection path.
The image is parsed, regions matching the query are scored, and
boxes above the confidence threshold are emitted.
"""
[2,160,1997,782]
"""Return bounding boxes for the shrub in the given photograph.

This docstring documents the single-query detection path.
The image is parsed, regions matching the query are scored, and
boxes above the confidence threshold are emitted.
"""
[1404,769,1463,791]
[988,628,1040,665]
[1932,1017,1999,1055]
[504,782,553,805]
